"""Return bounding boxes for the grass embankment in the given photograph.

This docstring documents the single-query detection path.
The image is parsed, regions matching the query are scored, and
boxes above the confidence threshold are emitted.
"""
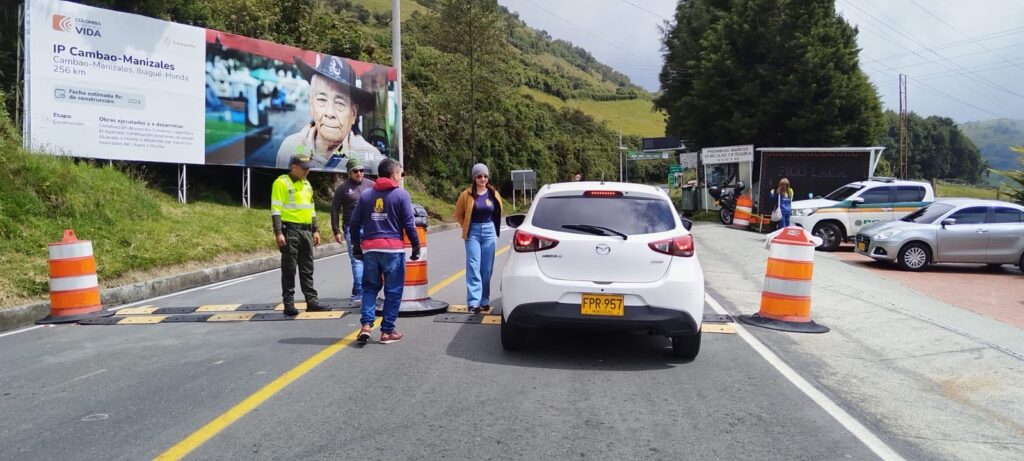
[0,139,459,308]
[0,142,272,307]
[520,88,666,138]
[934,181,1002,200]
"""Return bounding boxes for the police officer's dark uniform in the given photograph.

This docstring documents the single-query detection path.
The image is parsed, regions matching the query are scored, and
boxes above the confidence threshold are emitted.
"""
[271,154,331,316]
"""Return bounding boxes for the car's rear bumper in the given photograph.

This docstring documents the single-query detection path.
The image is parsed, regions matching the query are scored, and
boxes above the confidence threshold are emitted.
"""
[506,302,699,336]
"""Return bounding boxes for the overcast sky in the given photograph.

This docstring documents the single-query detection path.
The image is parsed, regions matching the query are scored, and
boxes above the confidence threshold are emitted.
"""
[497,0,1024,123]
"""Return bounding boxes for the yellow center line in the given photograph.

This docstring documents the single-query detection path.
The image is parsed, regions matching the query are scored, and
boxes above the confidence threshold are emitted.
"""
[427,245,510,296]
[155,244,511,460]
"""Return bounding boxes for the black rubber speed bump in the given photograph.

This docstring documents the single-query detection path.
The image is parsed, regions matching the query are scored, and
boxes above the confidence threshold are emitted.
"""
[78,316,122,326]
[433,313,501,325]
[77,310,346,325]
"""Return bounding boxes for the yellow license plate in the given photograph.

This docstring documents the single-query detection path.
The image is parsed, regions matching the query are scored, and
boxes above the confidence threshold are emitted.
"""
[581,294,624,317]
[857,241,867,252]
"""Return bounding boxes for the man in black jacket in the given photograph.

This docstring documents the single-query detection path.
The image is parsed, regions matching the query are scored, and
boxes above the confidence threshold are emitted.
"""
[331,157,375,302]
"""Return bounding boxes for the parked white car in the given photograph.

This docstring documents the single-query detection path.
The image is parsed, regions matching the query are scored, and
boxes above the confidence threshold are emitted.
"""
[500,182,705,359]
[790,178,934,251]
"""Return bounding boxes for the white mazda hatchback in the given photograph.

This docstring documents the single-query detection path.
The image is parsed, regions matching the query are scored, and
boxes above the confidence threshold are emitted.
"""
[500,181,705,359]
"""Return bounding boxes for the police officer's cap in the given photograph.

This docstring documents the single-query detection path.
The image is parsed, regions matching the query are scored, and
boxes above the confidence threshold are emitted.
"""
[291,154,313,169]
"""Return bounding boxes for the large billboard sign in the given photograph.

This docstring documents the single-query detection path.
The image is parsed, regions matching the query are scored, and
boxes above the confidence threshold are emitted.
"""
[24,0,396,173]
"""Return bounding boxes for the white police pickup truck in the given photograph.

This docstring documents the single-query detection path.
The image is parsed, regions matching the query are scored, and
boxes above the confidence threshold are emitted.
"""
[790,178,935,251]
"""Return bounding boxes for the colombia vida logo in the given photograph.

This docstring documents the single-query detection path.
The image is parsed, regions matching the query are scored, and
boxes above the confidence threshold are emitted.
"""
[52,15,103,37]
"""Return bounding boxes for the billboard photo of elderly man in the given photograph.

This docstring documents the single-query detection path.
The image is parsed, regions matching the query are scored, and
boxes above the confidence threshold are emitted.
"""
[275,55,387,173]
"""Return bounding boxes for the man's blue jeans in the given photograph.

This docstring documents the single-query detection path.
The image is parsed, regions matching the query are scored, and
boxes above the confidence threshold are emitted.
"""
[360,251,405,333]
[344,224,363,299]
[465,221,497,307]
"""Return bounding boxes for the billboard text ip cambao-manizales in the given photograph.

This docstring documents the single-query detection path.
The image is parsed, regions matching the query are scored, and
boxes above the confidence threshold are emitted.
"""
[25,0,397,173]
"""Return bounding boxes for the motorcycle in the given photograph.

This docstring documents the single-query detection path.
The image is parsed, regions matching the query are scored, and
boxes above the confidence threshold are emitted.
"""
[708,181,745,225]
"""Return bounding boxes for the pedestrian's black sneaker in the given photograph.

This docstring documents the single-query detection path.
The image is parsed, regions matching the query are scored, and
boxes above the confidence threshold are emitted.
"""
[470,306,482,314]
[357,324,372,343]
[283,305,300,317]
[306,304,332,312]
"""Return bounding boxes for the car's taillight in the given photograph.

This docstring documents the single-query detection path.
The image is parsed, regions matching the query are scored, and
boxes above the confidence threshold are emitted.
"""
[583,190,623,198]
[513,230,559,252]
[649,235,694,257]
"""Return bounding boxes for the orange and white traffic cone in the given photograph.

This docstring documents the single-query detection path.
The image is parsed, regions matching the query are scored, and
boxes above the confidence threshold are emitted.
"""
[738,226,829,333]
[731,194,752,229]
[38,230,113,324]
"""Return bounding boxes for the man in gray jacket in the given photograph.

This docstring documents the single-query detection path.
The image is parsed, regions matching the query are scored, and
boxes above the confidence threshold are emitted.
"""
[331,157,376,302]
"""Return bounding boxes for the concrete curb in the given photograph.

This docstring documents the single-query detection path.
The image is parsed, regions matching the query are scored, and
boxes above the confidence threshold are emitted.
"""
[0,222,462,333]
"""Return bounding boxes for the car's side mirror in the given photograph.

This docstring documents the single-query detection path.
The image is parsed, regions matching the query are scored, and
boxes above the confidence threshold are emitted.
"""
[941,218,956,228]
[851,197,865,207]
[506,214,526,228]
[681,217,693,231]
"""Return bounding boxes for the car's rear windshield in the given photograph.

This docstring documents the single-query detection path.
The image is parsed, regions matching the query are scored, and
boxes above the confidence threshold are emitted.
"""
[824,185,863,201]
[531,195,676,235]
[902,203,954,223]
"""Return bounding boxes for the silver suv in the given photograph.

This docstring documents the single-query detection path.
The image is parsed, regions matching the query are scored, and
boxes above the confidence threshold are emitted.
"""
[855,198,1024,271]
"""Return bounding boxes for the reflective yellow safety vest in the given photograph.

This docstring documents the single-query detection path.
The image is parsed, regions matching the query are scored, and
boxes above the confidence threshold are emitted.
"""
[271,174,316,224]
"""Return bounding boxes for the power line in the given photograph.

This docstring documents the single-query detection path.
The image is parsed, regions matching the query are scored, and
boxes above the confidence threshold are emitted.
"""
[840,0,1022,116]
[861,54,1008,118]
[907,0,1024,75]
[843,0,1024,100]
[874,26,1024,62]
[872,42,1024,72]
[522,0,656,68]
[850,21,1019,115]
[616,0,670,21]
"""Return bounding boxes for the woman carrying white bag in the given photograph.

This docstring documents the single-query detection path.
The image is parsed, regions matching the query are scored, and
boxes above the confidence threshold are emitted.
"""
[770,178,794,228]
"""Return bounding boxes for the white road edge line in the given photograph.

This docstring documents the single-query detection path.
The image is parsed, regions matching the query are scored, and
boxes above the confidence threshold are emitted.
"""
[705,294,905,461]
[0,325,44,339]
[206,276,256,291]
[0,227,465,336]
[109,252,348,311]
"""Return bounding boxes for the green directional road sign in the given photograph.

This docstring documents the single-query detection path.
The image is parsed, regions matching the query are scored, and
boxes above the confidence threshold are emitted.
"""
[628,150,669,161]
[669,164,683,174]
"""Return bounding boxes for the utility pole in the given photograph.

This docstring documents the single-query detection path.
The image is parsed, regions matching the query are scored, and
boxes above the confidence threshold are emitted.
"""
[618,129,625,182]
[899,74,909,179]
[392,0,404,173]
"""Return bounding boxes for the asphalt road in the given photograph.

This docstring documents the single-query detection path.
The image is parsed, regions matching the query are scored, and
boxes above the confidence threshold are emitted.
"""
[0,226,885,460]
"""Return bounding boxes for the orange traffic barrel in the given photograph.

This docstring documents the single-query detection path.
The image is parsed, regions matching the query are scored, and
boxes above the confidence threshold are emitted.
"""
[731,194,752,229]
[738,226,829,333]
[375,206,449,316]
[38,230,112,324]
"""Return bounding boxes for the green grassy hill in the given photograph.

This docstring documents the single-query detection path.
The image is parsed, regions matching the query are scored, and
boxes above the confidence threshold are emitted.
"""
[520,88,665,138]
[959,119,1024,184]
[354,0,666,138]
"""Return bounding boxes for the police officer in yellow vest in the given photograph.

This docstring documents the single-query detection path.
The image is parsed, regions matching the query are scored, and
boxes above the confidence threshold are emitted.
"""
[272,154,332,316]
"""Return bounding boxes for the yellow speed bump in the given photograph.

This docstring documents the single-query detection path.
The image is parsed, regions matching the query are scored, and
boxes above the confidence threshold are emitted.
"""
[295,311,345,320]
[274,303,307,311]
[196,304,242,312]
[701,323,736,334]
[117,315,167,324]
[116,306,158,315]
[480,315,501,325]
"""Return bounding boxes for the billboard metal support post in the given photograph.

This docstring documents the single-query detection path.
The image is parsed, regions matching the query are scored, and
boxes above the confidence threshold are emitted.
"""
[177,164,187,204]
[16,2,24,130]
[242,167,251,208]
[392,0,403,173]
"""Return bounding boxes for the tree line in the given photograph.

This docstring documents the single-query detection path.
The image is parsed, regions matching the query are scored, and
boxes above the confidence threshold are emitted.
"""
[656,0,987,184]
